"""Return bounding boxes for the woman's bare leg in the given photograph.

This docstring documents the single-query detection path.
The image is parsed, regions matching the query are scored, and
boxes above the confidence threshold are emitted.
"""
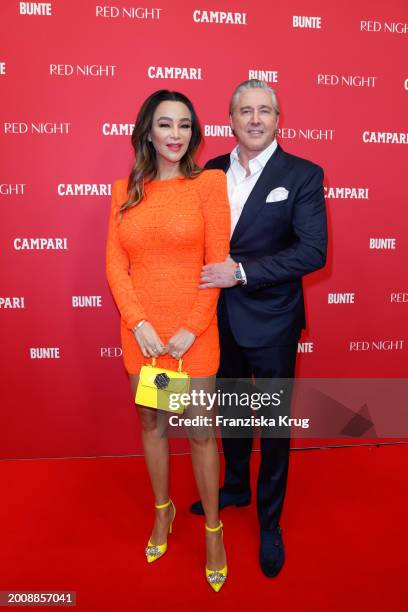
[130,374,173,544]
[186,376,227,571]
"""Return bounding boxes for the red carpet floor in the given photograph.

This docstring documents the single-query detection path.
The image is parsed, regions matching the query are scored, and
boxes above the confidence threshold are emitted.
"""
[0,445,407,611]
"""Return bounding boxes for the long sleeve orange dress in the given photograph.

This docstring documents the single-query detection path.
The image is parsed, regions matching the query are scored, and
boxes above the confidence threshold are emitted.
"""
[106,169,230,377]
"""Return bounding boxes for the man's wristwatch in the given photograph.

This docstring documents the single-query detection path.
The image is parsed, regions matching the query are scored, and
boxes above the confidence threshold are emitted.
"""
[234,264,245,285]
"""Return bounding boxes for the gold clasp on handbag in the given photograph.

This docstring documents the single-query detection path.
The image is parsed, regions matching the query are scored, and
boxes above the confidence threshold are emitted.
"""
[151,358,183,389]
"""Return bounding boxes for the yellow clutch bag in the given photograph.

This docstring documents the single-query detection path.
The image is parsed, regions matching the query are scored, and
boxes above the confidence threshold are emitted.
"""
[135,357,190,414]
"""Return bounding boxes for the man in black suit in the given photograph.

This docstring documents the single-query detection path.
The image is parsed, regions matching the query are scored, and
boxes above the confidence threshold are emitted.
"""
[190,79,327,577]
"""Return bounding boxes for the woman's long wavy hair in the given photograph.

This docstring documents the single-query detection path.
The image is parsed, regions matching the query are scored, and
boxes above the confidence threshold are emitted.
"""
[119,90,203,216]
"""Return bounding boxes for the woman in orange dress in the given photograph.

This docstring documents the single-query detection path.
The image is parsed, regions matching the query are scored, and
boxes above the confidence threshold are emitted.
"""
[106,90,230,591]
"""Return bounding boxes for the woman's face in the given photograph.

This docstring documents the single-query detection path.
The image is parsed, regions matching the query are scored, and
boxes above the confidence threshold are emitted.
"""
[149,101,192,166]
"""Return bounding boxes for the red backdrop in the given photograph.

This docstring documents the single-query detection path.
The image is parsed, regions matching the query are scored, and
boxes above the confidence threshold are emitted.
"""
[1,0,407,459]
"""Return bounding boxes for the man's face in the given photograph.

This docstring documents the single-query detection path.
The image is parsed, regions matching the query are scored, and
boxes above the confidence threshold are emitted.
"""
[230,88,278,156]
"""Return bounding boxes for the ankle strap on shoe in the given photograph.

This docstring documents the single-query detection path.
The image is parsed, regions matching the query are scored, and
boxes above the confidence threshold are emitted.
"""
[155,499,172,509]
[205,521,223,532]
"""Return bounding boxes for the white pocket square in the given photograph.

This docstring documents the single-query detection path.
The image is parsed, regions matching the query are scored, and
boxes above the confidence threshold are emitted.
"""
[266,187,289,202]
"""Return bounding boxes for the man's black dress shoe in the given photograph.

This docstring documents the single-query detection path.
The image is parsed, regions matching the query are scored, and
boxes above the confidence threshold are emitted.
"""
[189,488,251,515]
[259,526,285,577]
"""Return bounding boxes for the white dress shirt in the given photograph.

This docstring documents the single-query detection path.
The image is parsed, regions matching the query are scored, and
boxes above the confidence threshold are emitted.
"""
[227,139,278,237]
[227,139,278,284]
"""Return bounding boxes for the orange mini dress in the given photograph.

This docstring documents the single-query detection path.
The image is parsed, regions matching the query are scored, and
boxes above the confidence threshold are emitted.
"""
[106,170,230,377]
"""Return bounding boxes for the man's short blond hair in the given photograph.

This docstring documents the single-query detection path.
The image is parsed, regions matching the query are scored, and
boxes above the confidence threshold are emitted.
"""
[229,79,280,116]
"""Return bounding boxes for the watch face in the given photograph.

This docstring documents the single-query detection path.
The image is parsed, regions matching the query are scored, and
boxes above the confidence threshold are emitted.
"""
[234,267,242,281]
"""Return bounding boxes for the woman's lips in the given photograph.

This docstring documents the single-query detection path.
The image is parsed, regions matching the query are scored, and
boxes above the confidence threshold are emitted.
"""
[167,144,183,151]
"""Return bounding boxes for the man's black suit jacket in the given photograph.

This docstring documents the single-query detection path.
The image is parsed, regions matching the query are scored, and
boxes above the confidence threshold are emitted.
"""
[205,144,327,347]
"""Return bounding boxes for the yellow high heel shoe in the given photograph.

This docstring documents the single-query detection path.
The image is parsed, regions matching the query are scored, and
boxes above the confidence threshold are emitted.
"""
[205,521,228,592]
[145,499,176,563]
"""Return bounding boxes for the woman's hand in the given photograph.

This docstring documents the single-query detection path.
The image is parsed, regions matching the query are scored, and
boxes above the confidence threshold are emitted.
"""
[133,321,166,358]
[166,328,196,359]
